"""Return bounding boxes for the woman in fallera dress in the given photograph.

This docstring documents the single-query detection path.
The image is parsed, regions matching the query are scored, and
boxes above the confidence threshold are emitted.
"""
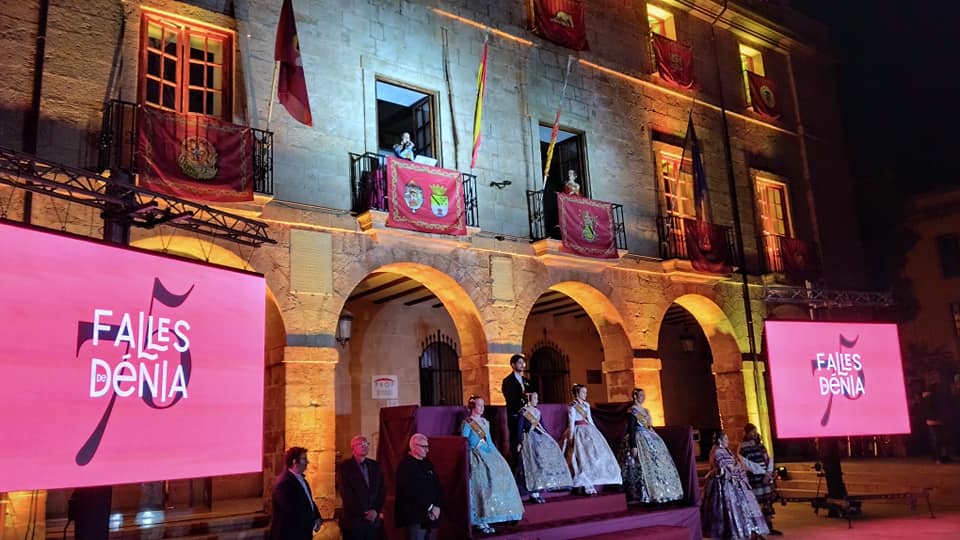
[619,388,684,504]
[516,392,573,503]
[460,396,524,534]
[701,431,770,540]
[562,384,622,495]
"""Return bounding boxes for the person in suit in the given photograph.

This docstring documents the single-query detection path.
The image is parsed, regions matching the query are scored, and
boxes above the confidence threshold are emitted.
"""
[270,446,323,540]
[395,433,442,540]
[501,354,532,463]
[336,435,385,540]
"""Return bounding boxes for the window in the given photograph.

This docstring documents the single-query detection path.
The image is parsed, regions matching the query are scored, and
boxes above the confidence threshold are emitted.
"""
[139,11,233,119]
[376,80,438,160]
[655,146,695,219]
[937,234,960,278]
[739,44,764,106]
[646,4,677,39]
[539,125,587,239]
[952,303,960,336]
[755,175,793,272]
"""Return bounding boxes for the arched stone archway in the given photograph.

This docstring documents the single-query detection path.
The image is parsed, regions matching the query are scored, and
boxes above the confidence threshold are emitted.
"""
[666,294,751,438]
[518,281,638,408]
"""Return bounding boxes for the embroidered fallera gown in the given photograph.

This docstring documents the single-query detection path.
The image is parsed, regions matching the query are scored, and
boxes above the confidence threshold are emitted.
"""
[562,399,622,488]
[701,444,770,539]
[517,404,573,493]
[619,405,684,503]
[460,416,524,526]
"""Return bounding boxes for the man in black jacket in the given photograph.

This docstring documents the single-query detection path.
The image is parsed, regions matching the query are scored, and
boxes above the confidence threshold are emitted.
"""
[336,435,385,540]
[270,447,323,540]
[395,433,442,540]
[501,353,531,462]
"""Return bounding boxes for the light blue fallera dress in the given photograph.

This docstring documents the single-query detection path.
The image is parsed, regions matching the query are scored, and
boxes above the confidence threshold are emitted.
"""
[461,416,524,526]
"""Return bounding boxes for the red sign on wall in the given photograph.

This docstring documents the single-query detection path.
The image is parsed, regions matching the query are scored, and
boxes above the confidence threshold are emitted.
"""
[0,222,265,492]
[765,321,910,439]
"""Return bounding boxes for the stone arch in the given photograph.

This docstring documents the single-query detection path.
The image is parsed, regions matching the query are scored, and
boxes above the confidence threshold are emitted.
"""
[666,293,749,436]
[522,281,635,403]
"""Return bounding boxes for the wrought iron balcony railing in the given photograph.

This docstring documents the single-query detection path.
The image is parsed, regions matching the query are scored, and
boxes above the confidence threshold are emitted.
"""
[349,152,479,228]
[760,233,820,282]
[97,99,274,195]
[761,233,785,273]
[656,214,740,267]
[525,190,627,250]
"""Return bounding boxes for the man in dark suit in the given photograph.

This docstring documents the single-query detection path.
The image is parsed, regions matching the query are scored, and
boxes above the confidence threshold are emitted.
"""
[395,433,442,540]
[336,435,385,540]
[501,353,531,462]
[270,446,323,540]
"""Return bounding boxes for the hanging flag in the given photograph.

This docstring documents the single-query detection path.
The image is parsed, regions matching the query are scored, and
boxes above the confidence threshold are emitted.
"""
[651,33,694,89]
[682,218,732,274]
[780,236,819,283]
[470,38,489,169]
[746,71,781,120]
[532,0,589,51]
[542,56,574,185]
[558,193,618,258]
[385,157,467,236]
[137,107,254,202]
[274,0,312,126]
[680,116,708,219]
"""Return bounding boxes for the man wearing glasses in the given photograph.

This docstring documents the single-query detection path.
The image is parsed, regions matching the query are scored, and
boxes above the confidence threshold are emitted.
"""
[336,435,385,540]
[395,433,442,540]
[270,446,323,540]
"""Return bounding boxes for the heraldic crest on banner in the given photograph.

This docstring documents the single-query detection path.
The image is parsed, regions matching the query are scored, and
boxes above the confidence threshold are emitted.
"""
[385,157,467,236]
[557,192,618,259]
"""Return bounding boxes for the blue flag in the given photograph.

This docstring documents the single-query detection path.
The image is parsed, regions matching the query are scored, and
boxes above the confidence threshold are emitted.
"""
[680,116,708,219]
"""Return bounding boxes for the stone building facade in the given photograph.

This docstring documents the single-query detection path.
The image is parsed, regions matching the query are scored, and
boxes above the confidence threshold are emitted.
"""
[0,0,867,537]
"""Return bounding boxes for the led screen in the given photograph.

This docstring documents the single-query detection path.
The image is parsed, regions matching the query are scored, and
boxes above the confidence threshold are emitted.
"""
[0,222,265,491]
[764,320,910,439]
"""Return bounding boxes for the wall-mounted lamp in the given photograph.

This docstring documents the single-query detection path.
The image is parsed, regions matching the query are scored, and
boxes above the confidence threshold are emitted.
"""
[336,309,354,347]
[489,180,512,190]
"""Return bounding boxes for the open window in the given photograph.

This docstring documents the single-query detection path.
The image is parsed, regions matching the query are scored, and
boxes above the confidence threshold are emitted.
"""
[139,10,233,119]
[376,80,438,161]
[755,174,794,271]
[539,125,587,239]
[646,3,677,39]
[739,44,765,107]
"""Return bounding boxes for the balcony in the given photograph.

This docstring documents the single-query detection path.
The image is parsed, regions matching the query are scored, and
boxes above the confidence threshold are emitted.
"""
[526,190,627,249]
[656,214,740,269]
[760,233,820,282]
[348,152,479,227]
[97,99,274,195]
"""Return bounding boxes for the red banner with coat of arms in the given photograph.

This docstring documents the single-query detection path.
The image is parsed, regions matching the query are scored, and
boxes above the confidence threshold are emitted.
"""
[385,157,467,236]
[780,236,819,283]
[532,0,589,51]
[652,33,694,89]
[746,71,782,120]
[683,218,732,274]
[557,193,617,258]
[137,107,254,202]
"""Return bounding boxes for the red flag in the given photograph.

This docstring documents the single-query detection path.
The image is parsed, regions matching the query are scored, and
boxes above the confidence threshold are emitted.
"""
[532,0,589,51]
[558,193,618,258]
[137,107,254,202]
[652,33,694,89]
[746,71,781,120]
[275,0,312,126]
[682,219,732,274]
[385,157,467,236]
[470,39,489,169]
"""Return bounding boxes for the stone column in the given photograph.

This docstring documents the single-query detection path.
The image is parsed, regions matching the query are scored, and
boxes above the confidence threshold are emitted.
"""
[485,352,514,406]
[461,351,491,405]
[272,346,338,519]
[713,367,749,439]
[741,360,774,455]
[630,357,665,425]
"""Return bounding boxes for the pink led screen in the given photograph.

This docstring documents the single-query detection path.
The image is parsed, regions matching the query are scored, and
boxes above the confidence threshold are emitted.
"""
[764,320,910,439]
[0,222,265,491]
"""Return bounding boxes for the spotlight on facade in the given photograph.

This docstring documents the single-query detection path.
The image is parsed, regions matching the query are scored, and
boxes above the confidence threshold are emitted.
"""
[336,309,354,346]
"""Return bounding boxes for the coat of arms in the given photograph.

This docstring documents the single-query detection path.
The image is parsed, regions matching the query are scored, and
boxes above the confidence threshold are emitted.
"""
[177,136,218,181]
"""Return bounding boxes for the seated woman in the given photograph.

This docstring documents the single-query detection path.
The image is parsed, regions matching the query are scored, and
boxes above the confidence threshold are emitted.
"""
[562,384,622,495]
[701,431,770,540]
[517,392,573,503]
[461,396,524,534]
[619,388,684,504]
[393,132,416,160]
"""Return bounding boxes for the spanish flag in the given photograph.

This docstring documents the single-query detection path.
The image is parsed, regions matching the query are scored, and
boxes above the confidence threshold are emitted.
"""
[470,38,489,169]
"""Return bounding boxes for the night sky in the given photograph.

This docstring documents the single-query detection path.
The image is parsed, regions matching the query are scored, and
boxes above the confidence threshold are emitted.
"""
[793,0,960,288]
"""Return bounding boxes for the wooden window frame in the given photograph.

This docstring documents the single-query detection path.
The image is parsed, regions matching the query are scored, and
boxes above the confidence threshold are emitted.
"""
[739,43,764,107]
[646,4,677,40]
[138,9,234,120]
[754,175,793,239]
[374,78,441,162]
[654,143,695,219]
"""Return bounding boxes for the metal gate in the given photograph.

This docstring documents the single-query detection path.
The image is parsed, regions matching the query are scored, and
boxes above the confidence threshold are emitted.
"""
[527,340,571,404]
[419,330,462,406]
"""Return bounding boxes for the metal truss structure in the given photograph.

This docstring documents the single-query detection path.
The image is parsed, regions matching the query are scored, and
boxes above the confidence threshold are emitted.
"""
[0,146,275,247]
[763,284,894,308]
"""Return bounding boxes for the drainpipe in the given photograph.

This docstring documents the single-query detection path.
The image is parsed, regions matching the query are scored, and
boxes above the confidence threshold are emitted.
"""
[22,0,50,224]
[708,1,763,434]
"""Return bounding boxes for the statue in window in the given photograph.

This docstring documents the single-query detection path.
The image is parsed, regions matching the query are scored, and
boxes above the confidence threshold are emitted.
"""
[563,170,582,197]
